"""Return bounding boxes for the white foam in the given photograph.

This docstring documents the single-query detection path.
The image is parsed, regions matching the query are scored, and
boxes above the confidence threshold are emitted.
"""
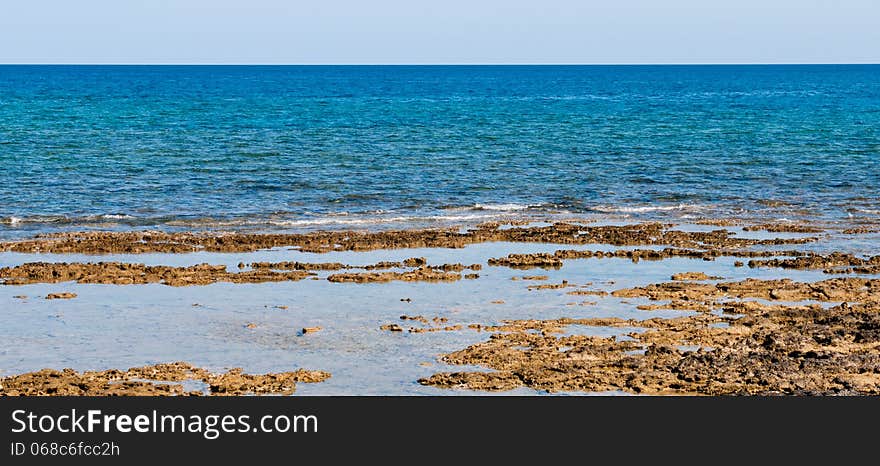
[592,203,707,214]
[472,203,538,211]
[162,212,504,229]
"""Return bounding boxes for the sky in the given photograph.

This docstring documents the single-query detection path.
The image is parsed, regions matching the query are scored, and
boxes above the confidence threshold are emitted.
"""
[1,0,877,64]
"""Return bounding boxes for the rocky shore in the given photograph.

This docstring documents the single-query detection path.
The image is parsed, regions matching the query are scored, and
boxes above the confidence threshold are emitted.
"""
[2,220,879,396]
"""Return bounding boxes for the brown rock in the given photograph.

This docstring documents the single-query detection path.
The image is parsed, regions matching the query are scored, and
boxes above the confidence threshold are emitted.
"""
[0,362,329,396]
[671,272,722,281]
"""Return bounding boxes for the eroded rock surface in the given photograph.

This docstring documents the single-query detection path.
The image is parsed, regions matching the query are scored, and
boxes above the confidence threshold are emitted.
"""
[0,362,330,396]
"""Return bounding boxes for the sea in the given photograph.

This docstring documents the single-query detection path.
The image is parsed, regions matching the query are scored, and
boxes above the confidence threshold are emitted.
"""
[1,65,878,238]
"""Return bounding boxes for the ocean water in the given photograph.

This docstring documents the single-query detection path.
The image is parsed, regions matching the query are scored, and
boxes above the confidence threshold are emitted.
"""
[1,65,879,238]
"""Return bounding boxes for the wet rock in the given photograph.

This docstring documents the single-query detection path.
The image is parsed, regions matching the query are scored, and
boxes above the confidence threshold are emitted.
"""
[527,280,572,291]
[613,277,880,303]
[401,315,429,324]
[842,226,880,235]
[748,253,880,275]
[0,223,819,255]
[403,257,427,267]
[250,261,348,271]
[0,362,329,396]
[671,272,722,281]
[488,253,563,269]
[409,325,462,333]
[420,295,880,395]
[46,292,76,300]
[566,290,608,296]
[743,223,824,233]
[327,267,460,283]
[364,261,402,270]
[0,262,314,286]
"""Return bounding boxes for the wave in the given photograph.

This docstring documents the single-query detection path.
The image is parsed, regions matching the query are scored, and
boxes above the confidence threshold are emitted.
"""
[166,213,506,228]
[589,203,709,214]
[0,210,522,230]
[1,214,157,226]
[439,203,549,212]
[472,203,541,211]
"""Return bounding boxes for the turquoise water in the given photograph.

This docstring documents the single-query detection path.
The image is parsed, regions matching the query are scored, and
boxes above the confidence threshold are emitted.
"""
[1,65,878,237]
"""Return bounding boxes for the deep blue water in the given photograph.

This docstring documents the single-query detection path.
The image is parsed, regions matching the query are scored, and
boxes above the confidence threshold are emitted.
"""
[1,65,878,237]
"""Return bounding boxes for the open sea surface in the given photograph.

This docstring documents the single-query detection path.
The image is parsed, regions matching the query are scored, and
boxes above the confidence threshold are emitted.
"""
[1,65,878,237]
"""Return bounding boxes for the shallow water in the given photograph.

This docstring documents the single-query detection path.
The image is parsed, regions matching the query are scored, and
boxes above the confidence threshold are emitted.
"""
[1,234,863,395]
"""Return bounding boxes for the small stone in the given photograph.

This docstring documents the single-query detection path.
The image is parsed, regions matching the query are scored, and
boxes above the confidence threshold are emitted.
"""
[301,326,322,334]
[46,292,76,300]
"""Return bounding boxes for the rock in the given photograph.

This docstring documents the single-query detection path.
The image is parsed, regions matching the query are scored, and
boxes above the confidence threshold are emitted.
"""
[0,223,818,255]
[403,257,427,267]
[327,267,460,283]
[671,272,722,281]
[0,262,314,287]
[0,362,330,396]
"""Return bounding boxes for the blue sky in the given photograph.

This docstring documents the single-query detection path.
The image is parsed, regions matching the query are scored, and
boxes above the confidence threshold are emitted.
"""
[1,0,877,64]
